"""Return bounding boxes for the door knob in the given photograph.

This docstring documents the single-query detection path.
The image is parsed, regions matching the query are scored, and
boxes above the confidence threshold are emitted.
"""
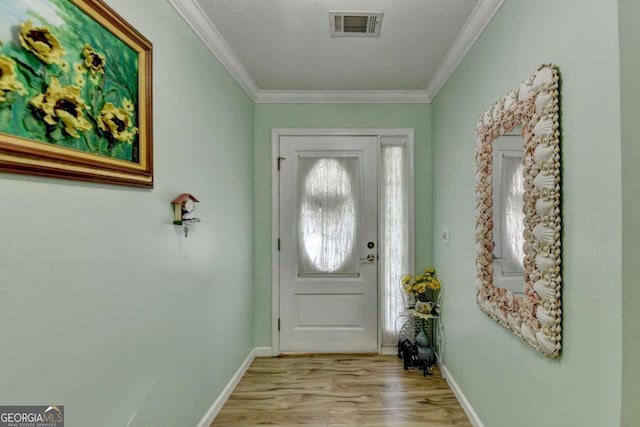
[360,253,376,263]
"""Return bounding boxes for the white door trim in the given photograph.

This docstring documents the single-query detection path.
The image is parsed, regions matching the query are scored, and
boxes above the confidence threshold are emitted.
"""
[271,128,415,355]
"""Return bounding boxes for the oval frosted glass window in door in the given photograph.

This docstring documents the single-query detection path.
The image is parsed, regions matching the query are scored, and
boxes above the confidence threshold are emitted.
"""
[297,157,360,275]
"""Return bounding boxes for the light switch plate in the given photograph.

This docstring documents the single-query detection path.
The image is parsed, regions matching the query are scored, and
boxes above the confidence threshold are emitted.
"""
[441,226,450,244]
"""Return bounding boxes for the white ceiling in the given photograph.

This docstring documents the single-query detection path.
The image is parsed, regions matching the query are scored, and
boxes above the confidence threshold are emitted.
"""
[169,0,504,102]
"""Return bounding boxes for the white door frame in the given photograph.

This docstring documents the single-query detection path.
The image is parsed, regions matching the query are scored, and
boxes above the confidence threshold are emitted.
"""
[271,128,415,355]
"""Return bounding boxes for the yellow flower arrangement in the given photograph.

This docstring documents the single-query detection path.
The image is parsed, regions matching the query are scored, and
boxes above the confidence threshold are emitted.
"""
[401,267,441,303]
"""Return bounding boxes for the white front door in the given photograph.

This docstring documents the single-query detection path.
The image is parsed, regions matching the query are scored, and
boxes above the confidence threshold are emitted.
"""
[278,135,378,353]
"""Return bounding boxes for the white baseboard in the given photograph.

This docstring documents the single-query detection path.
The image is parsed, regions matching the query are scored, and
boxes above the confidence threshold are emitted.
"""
[254,346,273,357]
[440,362,485,427]
[196,348,256,427]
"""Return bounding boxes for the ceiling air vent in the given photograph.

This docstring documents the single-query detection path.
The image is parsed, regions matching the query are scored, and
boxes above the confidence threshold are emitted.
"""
[329,11,384,38]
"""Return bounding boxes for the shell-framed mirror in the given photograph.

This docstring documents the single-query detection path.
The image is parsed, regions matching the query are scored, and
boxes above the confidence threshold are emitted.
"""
[475,64,562,358]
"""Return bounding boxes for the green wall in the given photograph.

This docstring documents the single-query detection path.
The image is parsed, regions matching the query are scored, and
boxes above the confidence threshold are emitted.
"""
[619,0,640,425]
[431,0,623,426]
[0,0,255,425]
[253,103,431,346]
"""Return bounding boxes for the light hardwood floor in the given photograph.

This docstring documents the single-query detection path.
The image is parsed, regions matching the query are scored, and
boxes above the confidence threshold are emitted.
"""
[211,354,471,427]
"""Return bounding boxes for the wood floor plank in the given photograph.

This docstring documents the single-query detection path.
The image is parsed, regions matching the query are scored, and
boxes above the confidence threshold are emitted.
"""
[327,407,472,427]
[220,390,380,411]
[211,354,471,427]
[380,390,464,408]
[212,409,329,427]
[332,376,451,393]
[234,379,333,393]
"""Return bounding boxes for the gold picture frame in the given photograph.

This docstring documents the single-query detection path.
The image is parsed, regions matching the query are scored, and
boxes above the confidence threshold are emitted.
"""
[0,0,153,188]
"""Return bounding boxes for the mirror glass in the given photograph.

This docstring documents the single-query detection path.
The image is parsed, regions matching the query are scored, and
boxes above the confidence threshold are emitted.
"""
[475,65,562,358]
[492,130,524,294]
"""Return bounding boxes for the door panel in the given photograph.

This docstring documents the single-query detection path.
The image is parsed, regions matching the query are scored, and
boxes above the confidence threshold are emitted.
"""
[295,294,363,327]
[279,135,378,352]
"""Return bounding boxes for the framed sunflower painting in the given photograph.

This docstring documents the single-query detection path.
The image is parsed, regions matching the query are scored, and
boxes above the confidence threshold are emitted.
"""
[0,0,153,188]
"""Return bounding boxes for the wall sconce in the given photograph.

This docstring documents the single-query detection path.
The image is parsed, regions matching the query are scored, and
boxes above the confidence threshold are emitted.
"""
[171,193,201,237]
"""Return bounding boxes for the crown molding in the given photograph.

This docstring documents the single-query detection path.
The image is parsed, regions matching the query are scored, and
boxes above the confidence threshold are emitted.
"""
[168,0,259,100]
[256,90,429,104]
[425,0,505,101]
[169,0,503,104]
